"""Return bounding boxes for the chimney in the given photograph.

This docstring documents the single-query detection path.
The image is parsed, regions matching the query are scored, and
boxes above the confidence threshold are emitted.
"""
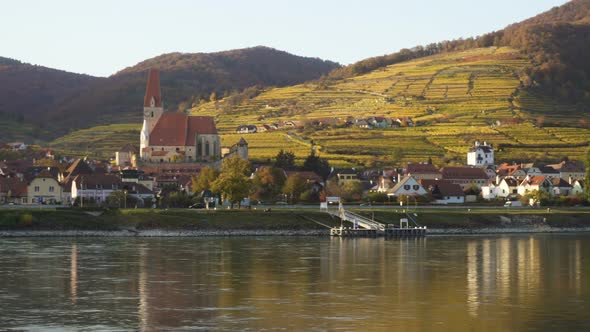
[496,175,500,185]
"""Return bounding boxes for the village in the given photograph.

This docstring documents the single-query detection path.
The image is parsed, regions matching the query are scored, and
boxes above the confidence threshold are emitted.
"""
[0,69,587,209]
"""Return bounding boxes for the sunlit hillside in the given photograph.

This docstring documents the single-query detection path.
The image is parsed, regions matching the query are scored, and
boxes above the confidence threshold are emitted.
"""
[49,47,590,166]
[189,47,589,167]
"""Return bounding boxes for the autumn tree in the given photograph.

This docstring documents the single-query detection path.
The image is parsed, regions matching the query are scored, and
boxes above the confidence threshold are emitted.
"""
[211,156,252,208]
[252,166,286,201]
[585,148,590,202]
[282,174,307,204]
[192,166,220,194]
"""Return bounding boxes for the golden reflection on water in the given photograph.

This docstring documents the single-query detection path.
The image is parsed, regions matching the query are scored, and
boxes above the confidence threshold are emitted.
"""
[1,236,587,331]
[69,244,77,305]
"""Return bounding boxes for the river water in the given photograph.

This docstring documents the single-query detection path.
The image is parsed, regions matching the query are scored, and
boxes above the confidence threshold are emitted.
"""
[0,235,589,331]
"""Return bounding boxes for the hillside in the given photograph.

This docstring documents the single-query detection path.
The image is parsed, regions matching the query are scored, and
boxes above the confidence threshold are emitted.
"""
[0,47,340,139]
[53,47,590,166]
[187,47,589,167]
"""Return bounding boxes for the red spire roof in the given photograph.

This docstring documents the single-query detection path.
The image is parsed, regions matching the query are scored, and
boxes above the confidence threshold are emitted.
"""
[143,68,162,107]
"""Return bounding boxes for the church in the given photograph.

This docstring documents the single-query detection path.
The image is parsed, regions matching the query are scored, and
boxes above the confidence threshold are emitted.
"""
[140,69,221,163]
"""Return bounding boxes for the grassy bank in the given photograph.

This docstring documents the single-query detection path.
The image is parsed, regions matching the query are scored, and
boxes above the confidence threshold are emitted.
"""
[1,207,590,232]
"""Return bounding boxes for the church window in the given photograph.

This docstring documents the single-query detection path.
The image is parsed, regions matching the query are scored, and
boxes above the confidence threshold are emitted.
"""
[161,148,164,151]
[205,141,210,156]
[198,141,202,156]
[176,147,180,152]
[151,111,154,117]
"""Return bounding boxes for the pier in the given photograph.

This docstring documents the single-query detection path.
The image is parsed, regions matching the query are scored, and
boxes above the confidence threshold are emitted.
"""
[321,198,426,237]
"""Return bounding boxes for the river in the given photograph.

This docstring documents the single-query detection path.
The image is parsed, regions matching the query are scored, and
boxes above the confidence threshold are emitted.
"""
[0,235,589,331]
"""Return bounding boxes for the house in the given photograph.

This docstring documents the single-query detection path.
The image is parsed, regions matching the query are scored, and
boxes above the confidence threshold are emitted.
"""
[467,141,494,166]
[331,169,358,183]
[496,163,526,178]
[140,69,221,163]
[236,125,257,134]
[481,177,519,200]
[116,144,138,167]
[571,180,584,196]
[440,167,488,190]
[420,179,465,204]
[405,163,440,180]
[517,175,553,196]
[257,124,270,133]
[26,169,63,204]
[6,142,27,151]
[71,174,123,205]
[547,160,585,180]
[387,175,427,197]
[354,119,370,129]
[0,177,28,204]
[551,178,573,196]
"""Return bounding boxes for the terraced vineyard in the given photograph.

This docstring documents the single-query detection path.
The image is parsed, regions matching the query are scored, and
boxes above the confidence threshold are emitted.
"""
[48,47,589,165]
[190,47,589,166]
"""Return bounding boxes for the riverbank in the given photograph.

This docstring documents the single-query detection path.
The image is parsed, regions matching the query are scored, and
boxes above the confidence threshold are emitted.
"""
[1,207,589,236]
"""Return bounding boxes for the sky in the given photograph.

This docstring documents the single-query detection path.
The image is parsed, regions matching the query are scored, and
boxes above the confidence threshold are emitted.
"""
[1,0,569,77]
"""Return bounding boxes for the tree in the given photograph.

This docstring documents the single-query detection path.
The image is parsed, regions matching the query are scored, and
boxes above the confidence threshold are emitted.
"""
[209,92,217,102]
[303,153,331,179]
[192,166,219,194]
[211,156,252,208]
[274,150,296,170]
[282,174,307,204]
[585,148,590,202]
[252,167,286,201]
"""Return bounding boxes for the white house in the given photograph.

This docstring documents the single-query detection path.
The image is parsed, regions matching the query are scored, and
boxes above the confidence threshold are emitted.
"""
[387,175,427,197]
[467,141,494,166]
[517,175,553,197]
[481,177,519,200]
[571,180,584,196]
[71,174,122,205]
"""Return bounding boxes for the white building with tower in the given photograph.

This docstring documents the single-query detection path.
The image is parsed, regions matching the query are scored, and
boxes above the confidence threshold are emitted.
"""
[467,141,494,166]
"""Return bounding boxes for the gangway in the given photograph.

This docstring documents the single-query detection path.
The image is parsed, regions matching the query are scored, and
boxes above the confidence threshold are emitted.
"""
[323,198,426,237]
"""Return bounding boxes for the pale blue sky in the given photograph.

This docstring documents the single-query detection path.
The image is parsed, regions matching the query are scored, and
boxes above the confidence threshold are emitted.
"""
[1,0,569,77]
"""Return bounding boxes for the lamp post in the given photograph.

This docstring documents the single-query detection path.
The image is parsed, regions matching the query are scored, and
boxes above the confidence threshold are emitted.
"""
[124,190,127,209]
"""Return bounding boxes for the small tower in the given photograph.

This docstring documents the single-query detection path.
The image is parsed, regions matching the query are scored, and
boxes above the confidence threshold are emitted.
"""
[237,137,248,160]
[143,68,164,133]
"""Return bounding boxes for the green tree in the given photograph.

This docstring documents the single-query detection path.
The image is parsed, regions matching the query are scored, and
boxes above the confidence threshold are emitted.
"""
[585,148,590,202]
[274,150,296,170]
[211,156,252,208]
[282,174,307,204]
[192,166,219,194]
[303,153,331,179]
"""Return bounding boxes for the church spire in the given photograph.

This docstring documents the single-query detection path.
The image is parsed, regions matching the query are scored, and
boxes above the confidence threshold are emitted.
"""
[143,68,162,108]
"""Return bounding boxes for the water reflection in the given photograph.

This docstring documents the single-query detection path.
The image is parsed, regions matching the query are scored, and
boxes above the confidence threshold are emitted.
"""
[0,235,589,331]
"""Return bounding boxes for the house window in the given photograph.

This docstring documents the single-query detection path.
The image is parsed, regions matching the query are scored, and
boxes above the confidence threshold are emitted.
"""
[413,185,419,190]
[151,111,154,117]
[404,185,410,190]
[49,186,54,192]
[205,141,210,156]
[34,186,40,192]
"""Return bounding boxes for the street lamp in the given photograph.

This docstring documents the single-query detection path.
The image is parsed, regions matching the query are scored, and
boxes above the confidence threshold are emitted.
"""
[123,190,127,209]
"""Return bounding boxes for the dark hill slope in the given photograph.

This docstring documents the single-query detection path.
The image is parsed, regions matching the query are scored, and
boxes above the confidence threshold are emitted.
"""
[0,47,340,139]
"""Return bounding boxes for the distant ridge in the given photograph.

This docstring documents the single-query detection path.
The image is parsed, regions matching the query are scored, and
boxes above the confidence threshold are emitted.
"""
[0,46,340,139]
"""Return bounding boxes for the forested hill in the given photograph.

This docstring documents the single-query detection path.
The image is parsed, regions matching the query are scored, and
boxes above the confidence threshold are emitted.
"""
[0,47,340,139]
[329,0,590,104]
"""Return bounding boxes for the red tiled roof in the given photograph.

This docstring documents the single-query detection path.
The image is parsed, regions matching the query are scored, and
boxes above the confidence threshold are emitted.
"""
[144,68,162,107]
[149,113,217,147]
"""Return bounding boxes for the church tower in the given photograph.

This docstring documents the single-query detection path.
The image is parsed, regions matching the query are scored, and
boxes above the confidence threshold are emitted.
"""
[143,68,164,133]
